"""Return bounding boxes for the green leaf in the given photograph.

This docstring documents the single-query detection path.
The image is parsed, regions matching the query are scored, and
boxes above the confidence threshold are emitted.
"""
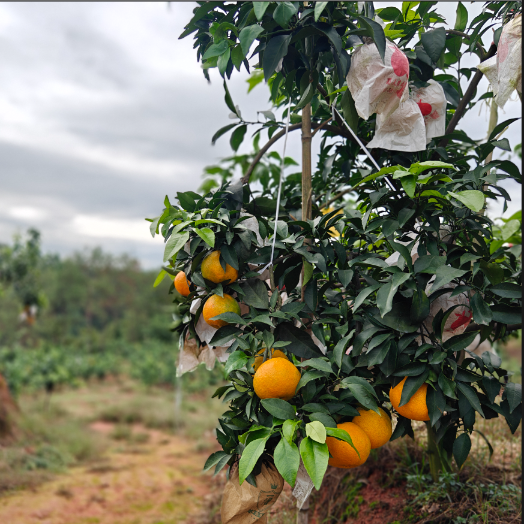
[453,433,471,469]
[414,255,446,274]
[312,22,342,56]
[153,269,168,288]
[273,2,297,28]
[470,293,492,326]
[261,398,296,420]
[231,44,244,71]
[211,123,238,145]
[241,279,269,309]
[299,437,329,490]
[454,2,468,32]
[500,219,520,241]
[447,191,485,212]
[163,231,190,262]
[239,24,264,56]
[193,227,215,248]
[306,421,327,444]
[325,427,359,457]
[400,175,416,198]
[295,83,315,111]
[341,89,358,132]
[488,283,522,299]
[303,259,313,287]
[253,1,270,20]
[409,160,457,175]
[297,358,332,373]
[211,312,246,325]
[239,437,268,484]
[230,124,247,152]
[296,370,326,392]
[429,266,467,293]
[274,437,300,487]
[340,377,379,414]
[356,16,385,61]
[225,351,248,375]
[203,451,230,472]
[410,287,430,323]
[209,325,242,346]
[399,371,429,407]
[439,374,457,400]
[263,35,291,82]
[333,334,353,369]
[503,383,522,414]
[353,284,380,313]
[223,80,237,115]
[491,305,521,324]
[456,382,485,417]
[479,261,504,286]
[283,419,301,444]
[203,40,229,60]
[377,273,411,317]
[309,412,337,428]
[314,1,328,21]
[421,27,446,62]
[442,331,478,352]
[217,47,231,77]
[275,323,323,359]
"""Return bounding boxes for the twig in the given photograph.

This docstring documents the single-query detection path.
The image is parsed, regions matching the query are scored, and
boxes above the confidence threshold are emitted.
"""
[321,185,356,210]
[311,116,332,137]
[465,322,521,333]
[438,43,497,147]
[446,29,487,60]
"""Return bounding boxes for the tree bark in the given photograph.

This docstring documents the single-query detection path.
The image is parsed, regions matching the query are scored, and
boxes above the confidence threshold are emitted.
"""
[0,374,18,439]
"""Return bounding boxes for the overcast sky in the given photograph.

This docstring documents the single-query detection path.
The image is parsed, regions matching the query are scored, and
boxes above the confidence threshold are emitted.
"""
[0,2,521,269]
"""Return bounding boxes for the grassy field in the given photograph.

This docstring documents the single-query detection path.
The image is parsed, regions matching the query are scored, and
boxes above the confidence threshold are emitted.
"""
[0,336,521,524]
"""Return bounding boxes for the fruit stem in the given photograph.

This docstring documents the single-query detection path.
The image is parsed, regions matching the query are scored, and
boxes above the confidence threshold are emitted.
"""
[426,422,442,482]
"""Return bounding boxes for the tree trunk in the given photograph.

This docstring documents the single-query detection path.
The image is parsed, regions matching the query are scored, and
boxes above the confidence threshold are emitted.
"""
[0,373,18,439]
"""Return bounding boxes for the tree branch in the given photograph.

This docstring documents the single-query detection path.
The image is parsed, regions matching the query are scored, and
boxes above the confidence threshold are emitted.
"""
[240,122,356,185]
[438,43,497,148]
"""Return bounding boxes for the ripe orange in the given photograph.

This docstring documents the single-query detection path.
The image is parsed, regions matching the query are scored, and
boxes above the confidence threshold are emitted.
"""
[201,251,238,284]
[253,348,288,372]
[202,293,241,329]
[253,358,300,401]
[352,407,392,449]
[174,271,191,297]
[327,422,371,468]
[389,377,430,421]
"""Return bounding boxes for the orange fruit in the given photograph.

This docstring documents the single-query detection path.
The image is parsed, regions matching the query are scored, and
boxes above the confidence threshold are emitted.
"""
[201,251,238,284]
[389,377,430,421]
[202,293,241,329]
[174,271,191,297]
[253,358,300,401]
[327,422,371,468]
[253,349,288,372]
[352,407,392,449]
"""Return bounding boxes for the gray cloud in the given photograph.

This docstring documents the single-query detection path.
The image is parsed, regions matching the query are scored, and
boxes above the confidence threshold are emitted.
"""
[0,2,520,270]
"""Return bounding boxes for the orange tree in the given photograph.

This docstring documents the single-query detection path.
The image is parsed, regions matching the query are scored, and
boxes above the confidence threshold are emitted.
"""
[149,1,522,488]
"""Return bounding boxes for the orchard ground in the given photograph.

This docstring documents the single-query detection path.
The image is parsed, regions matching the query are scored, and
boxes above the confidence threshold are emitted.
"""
[0,335,520,524]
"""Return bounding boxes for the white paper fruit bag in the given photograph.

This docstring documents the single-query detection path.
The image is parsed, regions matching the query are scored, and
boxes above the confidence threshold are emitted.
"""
[478,14,522,108]
[367,97,426,152]
[411,80,447,143]
[496,14,522,107]
[347,42,410,120]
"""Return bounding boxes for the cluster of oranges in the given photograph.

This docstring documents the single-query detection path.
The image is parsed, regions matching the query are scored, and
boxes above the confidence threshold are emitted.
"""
[252,352,430,470]
[174,250,241,328]
[175,249,431,470]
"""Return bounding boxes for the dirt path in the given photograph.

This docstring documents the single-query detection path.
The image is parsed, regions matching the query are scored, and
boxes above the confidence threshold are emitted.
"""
[0,422,223,524]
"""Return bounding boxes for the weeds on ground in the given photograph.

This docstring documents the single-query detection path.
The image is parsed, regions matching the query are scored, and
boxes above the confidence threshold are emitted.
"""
[0,399,104,492]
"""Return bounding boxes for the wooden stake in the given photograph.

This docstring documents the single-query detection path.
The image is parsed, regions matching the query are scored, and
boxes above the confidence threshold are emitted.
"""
[301,103,312,222]
[298,101,312,523]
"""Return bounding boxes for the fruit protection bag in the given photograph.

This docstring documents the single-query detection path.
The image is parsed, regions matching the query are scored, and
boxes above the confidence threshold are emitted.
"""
[367,97,426,152]
[221,462,284,524]
[478,14,522,108]
[411,80,447,143]
[347,42,410,120]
